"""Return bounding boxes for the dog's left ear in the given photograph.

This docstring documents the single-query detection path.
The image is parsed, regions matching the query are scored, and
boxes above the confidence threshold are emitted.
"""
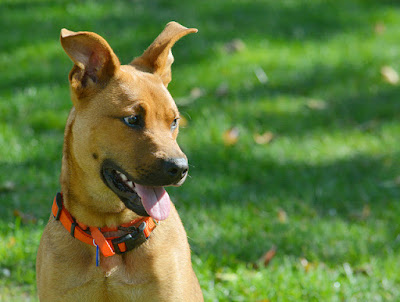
[131,22,197,87]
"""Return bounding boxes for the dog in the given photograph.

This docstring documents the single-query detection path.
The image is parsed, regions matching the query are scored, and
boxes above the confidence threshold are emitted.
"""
[36,22,203,302]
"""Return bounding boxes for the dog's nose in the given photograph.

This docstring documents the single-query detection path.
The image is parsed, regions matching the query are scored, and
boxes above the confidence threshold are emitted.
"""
[164,158,188,180]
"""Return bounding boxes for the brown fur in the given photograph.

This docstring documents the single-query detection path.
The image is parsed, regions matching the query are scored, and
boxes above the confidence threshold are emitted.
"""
[36,22,203,301]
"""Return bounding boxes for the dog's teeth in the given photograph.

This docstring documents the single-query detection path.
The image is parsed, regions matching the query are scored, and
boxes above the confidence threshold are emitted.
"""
[127,181,134,190]
[120,173,128,182]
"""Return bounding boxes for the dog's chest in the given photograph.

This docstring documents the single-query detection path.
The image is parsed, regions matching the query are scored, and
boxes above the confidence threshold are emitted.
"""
[95,252,148,284]
[98,254,122,278]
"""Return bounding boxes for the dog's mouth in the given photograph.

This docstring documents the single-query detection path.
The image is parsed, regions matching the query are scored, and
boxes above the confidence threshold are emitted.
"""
[101,160,171,221]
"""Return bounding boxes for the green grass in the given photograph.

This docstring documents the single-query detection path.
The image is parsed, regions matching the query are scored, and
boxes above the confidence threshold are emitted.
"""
[1,0,400,301]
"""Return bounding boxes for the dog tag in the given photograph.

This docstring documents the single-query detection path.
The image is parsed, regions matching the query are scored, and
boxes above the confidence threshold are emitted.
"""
[96,245,100,266]
[93,240,100,267]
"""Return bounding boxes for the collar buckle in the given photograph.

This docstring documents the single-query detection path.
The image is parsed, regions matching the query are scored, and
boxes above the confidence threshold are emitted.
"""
[111,221,147,254]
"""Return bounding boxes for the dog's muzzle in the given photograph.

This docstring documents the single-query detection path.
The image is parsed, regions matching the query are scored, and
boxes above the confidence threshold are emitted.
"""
[101,160,148,216]
[100,158,188,217]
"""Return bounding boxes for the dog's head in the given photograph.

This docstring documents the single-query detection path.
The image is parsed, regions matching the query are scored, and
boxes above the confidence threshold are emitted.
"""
[60,22,197,221]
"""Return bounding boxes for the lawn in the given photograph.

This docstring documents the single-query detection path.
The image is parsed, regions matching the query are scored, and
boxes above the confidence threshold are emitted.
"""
[1,0,400,301]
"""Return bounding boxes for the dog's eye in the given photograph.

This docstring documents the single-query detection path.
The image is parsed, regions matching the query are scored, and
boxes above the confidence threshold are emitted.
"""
[171,118,179,131]
[123,115,142,128]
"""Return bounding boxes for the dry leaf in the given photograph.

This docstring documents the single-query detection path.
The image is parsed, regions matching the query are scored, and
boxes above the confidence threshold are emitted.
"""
[13,209,37,224]
[0,181,16,192]
[254,67,268,84]
[357,120,378,132]
[175,87,205,106]
[254,132,274,145]
[306,99,327,110]
[1,268,11,278]
[350,204,373,221]
[381,66,399,85]
[215,272,238,282]
[216,83,229,97]
[260,246,277,267]
[354,265,372,276]
[190,87,204,99]
[7,237,16,248]
[374,22,386,34]
[300,258,312,272]
[383,158,392,167]
[179,116,188,127]
[224,38,246,53]
[361,204,371,219]
[278,209,288,223]
[343,262,353,278]
[380,176,400,188]
[223,127,240,146]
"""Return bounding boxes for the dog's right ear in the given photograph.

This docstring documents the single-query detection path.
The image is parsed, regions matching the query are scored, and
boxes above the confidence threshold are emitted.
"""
[60,29,120,99]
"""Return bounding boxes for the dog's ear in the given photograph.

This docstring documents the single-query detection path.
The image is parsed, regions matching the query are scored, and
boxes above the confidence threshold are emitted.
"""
[131,22,197,87]
[60,29,120,98]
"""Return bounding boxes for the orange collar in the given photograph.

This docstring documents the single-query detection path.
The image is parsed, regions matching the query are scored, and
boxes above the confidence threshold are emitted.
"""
[52,192,157,257]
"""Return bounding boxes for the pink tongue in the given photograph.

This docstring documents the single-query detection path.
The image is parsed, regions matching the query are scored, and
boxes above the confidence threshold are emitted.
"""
[134,184,171,221]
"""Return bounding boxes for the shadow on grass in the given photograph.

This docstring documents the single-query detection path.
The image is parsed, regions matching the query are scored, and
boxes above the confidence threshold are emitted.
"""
[1,0,398,90]
[187,145,399,208]
[233,69,400,136]
[0,156,61,221]
[181,71,400,266]
[181,148,400,266]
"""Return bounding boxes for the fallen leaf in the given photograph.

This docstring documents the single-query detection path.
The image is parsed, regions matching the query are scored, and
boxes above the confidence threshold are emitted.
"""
[381,65,399,85]
[7,237,16,248]
[300,258,312,272]
[343,262,355,284]
[0,181,16,192]
[179,116,188,127]
[254,131,274,145]
[13,210,37,224]
[254,67,268,84]
[259,246,277,267]
[374,22,386,34]
[343,262,353,277]
[379,176,400,188]
[306,99,327,110]
[278,209,288,223]
[383,158,392,167]
[354,265,372,276]
[223,127,240,146]
[293,27,305,39]
[357,120,379,132]
[175,87,205,106]
[215,272,238,282]
[224,38,246,53]
[328,208,337,216]
[190,87,205,100]
[361,204,371,220]
[1,268,11,278]
[215,82,229,97]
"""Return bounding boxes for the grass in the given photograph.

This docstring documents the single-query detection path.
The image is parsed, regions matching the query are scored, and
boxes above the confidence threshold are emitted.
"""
[1,0,400,301]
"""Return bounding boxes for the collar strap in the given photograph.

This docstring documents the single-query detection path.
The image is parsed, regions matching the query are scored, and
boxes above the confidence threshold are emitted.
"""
[51,192,157,257]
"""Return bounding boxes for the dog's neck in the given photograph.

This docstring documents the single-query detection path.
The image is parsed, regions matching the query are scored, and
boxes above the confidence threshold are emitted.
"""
[60,109,140,228]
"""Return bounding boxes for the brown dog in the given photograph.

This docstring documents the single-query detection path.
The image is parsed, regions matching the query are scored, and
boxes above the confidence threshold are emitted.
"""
[36,22,203,301]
